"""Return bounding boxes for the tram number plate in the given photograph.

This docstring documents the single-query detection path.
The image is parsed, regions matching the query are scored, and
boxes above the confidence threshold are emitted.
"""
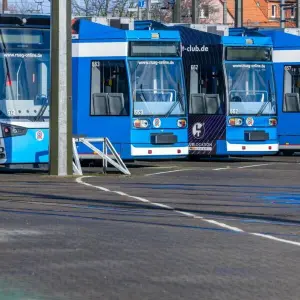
[134,110,144,115]
[230,109,238,114]
[7,110,16,116]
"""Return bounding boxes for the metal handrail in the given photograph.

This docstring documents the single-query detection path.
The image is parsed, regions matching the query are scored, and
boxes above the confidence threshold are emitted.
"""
[72,137,131,176]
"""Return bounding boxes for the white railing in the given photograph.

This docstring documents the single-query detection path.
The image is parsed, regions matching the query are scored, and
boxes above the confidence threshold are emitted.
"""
[72,137,131,176]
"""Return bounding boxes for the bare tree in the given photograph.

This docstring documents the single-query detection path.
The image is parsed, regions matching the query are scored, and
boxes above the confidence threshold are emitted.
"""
[151,0,221,24]
[71,0,219,23]
[112,0,131,17]
[148,2,171,22]
[72,0,117,16]
[72,0,95,16]
[8,0,40,13]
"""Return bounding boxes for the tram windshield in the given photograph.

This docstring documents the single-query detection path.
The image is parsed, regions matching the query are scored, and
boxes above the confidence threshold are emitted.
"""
[0,28,50,121]
[129,60,186,117]
[226,63,276,115]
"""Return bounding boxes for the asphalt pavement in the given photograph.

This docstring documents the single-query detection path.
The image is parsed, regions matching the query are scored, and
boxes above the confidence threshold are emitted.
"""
[0,155,299,300]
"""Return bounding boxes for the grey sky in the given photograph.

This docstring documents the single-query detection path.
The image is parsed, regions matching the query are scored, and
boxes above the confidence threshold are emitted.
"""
[7,0,50,13]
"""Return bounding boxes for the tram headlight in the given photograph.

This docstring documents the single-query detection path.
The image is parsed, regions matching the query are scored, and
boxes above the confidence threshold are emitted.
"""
[177,119,187,128]
[228,118,243,126]
[269,118,277,126]
[133,119,150,129]
[1,124,27,138]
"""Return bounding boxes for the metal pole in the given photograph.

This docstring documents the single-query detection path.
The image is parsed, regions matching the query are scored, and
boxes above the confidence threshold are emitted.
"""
[280,0,285,28]
[50,0,73,176]
[138,5,142,20]
[192,0,198,23]
[172,0,181,23]
[172,6,175,23]
[234,0,243,27]
[223,0,228,24]
[296,0,300,27]
[2,0,8,13]
[146,0,151,19]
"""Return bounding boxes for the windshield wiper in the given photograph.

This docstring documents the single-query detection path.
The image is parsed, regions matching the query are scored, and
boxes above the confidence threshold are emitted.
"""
[34,94,49,121]
[139,84,147,102]
[138,84,152,115]
[256,80,274,117]
[256,100,270,117]
[165,82,184,117]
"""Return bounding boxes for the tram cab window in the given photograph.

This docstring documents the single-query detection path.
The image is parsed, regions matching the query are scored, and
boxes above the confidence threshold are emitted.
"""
[284,65,300,112]
[189,65,225,115]
[90,60,129,116]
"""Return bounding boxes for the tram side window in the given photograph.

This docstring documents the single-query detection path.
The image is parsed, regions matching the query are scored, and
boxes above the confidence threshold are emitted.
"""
[90,60,129,116]
[189,65,225,115]
[283,65,300,112]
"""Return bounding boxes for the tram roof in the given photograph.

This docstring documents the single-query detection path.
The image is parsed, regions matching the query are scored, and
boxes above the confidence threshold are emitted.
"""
[222,35,272,47]
[72,19,180,42]
[135,20,222,45]
[259,29,300,49]
[135,21,272,47]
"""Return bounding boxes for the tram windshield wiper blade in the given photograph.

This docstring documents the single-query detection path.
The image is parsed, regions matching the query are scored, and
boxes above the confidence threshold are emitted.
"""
[34,95,49,121]
[164,99,179,117]
[164,82,184,117]
[256,80,273,117]
[256,100,270,117]
[139,84,153,115]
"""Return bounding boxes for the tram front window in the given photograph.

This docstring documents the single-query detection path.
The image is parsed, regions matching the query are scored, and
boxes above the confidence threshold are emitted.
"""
[0,28,50,121]
[226,63,276,115]
[129,60,186,117]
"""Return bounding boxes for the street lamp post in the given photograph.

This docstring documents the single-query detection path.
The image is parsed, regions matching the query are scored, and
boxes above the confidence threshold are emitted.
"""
[172,0,181,23]
[2,0,8,13]
[50,0,73,176]
[292,0,300,27]
[234,0,243,27]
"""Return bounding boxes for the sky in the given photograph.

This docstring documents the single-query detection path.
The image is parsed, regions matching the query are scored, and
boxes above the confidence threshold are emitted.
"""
[6,0,51,13]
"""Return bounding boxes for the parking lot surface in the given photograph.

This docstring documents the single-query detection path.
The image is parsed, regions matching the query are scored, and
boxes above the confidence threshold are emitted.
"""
[0,155,299,299]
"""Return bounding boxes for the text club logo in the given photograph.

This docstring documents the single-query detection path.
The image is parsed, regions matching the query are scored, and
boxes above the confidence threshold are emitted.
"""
[36,130,44,141]
[246,117,254,127]
[192,122,205,139]
[153,118,161,128]
[181,45,209,52]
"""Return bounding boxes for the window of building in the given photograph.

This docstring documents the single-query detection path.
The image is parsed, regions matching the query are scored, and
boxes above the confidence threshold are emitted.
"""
[271,5,277,18]
[199,5,209,19]
[291,7,295,18]
[90,60,129,116]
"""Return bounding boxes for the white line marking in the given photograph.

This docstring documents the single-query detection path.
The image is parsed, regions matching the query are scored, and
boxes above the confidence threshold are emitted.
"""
[213,167,231,171]
[77,176,111,192]
[76,176,300,247]
[251,233,300,246]
[145,162,277,176]
[0,229,41,236]
[114,191,128,196]
[152,203,173,209]
[175,211,196,217]
[192,215,204,219]
[237,163,274,169]
[126,195,150,203]
[144,169,193,177]
[175,211,243,232]
[146,166,179,169]
[0,229,41,242]
[204,220,244,232]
